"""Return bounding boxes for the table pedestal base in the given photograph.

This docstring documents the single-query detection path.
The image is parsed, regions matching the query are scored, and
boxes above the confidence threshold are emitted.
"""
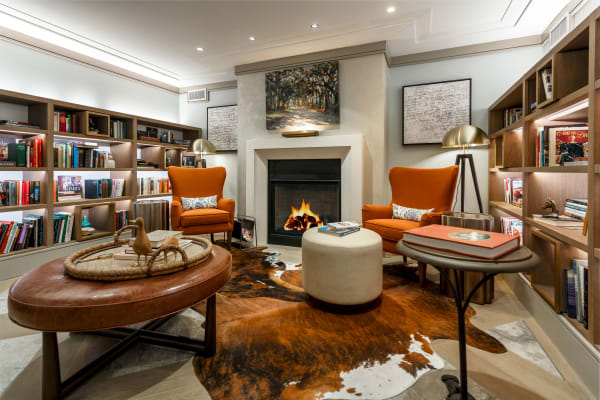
[42,294,216,400]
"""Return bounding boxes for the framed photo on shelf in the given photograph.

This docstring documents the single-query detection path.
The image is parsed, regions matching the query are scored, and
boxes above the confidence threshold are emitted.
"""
[402,78,471,145]
[207,105,237,152]
[181,152,196,168]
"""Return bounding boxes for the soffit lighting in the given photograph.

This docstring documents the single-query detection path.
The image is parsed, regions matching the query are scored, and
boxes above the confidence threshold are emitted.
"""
[311,23,319,29]
[249,36,256,41]
[535,99,589,123]
[387,6,396,13]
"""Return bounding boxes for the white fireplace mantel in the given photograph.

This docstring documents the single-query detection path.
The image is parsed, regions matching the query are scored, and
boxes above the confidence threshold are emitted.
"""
[245,134,364,245]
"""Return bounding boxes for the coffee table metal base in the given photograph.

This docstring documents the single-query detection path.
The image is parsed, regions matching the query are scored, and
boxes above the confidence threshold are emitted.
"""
[42,295,216,400]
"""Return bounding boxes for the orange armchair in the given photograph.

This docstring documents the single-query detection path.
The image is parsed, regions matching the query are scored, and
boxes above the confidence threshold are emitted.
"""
[362,166,459,285]
[168,166,235,249]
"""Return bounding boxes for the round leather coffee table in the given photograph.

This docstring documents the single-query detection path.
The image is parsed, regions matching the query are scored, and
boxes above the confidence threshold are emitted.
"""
[8,245,231,400]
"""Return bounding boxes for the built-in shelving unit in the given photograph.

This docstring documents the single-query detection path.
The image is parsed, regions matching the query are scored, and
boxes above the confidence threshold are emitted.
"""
[488,14,599,347]
[0,88,201,260]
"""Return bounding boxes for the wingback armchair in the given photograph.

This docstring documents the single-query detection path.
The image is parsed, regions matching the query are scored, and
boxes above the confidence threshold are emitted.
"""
[362,166,459,285]
[168,166,235,249]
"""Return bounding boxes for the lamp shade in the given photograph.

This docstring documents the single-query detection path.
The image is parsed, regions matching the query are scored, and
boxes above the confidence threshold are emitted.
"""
[191,138,216,155]
[441,125,489,149]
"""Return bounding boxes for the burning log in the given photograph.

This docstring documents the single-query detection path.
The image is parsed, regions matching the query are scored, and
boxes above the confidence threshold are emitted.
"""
[284,199,324,231]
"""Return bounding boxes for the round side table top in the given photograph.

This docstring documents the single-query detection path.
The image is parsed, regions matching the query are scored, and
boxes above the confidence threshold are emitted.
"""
[8,245,232,333]
[396,241,540,274]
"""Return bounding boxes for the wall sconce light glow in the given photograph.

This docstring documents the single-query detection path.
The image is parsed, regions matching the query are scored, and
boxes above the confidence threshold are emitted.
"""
[387,6,396,13]
[535,99,588,123]
[249,36,256,41]
[311,23,319,29]
[0,6,180,86]
[196,47,204,52]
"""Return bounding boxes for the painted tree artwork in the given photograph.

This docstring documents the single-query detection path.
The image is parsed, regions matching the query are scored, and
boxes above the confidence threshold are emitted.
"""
[266,61,339,131]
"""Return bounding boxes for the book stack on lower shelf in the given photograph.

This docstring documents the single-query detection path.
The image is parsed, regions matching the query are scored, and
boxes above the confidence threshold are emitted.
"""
[563,198,588,220]
[54,176,82,202]
[0,215,43,254]
[53,211,74,244]
[84,179,125,199]
[0,180,41,206]
[564,259,589,328]
[501,216,523,245]
[318,221,360,236]
[115,209,129,231]
[503,177,523,207]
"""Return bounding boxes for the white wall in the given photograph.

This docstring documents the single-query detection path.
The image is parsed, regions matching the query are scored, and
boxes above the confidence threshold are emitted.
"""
[178,88,238,207]
[387,45,543,212]
[236,53,388,216]
[0,39,179,121]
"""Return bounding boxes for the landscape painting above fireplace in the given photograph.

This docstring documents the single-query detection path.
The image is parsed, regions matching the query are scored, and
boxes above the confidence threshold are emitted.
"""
[265,61,339,131]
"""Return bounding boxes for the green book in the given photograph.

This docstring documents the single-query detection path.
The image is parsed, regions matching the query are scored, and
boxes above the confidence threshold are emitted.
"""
[15,142,27,167]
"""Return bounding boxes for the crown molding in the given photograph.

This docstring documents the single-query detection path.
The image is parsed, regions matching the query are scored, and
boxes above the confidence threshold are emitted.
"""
[178,80,238,94]
[390,35,543,67]
[234,41,390,75]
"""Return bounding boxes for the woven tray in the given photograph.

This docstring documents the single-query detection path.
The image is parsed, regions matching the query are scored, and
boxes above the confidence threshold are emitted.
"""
[64,229,213,281]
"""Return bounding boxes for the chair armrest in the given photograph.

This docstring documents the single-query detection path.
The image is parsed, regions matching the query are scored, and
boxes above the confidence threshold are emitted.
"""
[218,198,235,225]
[171,200,183,230]
[419,211,444,226]
[362,204,393,222]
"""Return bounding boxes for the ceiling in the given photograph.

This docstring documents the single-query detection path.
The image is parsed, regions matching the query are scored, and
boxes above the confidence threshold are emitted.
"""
[0,0,571,89]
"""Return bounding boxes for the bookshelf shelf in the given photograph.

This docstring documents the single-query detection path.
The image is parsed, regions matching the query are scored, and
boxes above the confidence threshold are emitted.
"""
[0,245,48,260]
[0,204,48,213]
[0,126,48,136]
[563,314,591,340]
[489,201,522,218]
[136,140,187,150]
[53,168,132,172]
[53,132,132,144]
[525,166,588,173]
[489,167,523,173]
[54,196,132,207]
[136,167,166,171]
[137,193,172,199]
[0,167,46,171]
[524,85,589,122]
[490,120,523,139]
[526,217,588,252]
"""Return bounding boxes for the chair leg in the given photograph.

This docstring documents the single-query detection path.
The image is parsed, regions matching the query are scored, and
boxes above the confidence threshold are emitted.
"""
[418,261,427,287]
[403,255,408,265]
[226,231,232,250]
[210,233,215,243]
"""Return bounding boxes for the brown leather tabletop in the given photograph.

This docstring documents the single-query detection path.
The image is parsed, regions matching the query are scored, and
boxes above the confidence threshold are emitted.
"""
[8,246,232,332]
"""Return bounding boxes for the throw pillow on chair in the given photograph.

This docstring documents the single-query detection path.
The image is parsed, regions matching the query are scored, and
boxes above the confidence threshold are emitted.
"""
[181,195,218,210]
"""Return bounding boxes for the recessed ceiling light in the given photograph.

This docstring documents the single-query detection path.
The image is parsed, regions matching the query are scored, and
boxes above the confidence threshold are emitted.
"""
[249,36,256,41]
[387,6,396,13]
[196,47,204,52]
[311,23,319,29]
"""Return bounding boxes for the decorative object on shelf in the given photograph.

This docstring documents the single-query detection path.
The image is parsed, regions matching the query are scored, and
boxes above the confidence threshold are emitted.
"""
[282,130,318,138]
[541,67,553,100]
[192,138,216,168]
[160,130,174,144]
[542,198,559,218]
[81,215,92,228]
[441,124,489,212]
[106,153,116,169]
[81,227,95,236]
[266,61,339,131]
[207,105,238,151]
[181,152,196,167]
[403,79,471,145]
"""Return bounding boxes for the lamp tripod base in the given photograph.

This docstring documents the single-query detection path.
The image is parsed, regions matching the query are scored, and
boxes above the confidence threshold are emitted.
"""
[455,154,483,213]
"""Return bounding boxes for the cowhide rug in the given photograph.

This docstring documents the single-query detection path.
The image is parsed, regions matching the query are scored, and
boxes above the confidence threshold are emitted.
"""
[193,247,505,400]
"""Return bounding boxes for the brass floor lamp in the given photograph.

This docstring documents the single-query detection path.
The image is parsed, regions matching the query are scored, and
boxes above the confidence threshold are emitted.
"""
[442,125,489,213]
[191,138,216,168]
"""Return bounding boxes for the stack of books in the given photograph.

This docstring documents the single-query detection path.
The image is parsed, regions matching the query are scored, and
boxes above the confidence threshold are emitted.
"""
[53,111,79,133]
[0,215,43,253]
[564,259,588,327]
[403,224,520,260]
[318,221,360,236]
[535,125,588,167]
[115,209,129,231]
[503,107,522,127]
[532,214,583,228]
[110,119,127,139]
[53,211,74,243]
[54,142,111,168]
[500,216,523,245]
[137,177,170,195]
[0,138,43,167]
[564,198,587,220]
[55,175,82,202]
[83,179,125,199]
[0,180,41,206]
[503,177,523,207]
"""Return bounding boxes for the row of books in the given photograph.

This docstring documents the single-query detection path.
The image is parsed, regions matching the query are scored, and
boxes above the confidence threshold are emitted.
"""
[53,212,74,244]
[0,215,43,254]
[54,176,125,202]
[535,125,588,167]
[564,198,588,220]
[53,111,79,133]
[500,216,523,245]
[137,178,170,195]
[564,259,588,327]
[110,120,128,139]
[503,177,522,207]
[115,210,129,231]
[0,180,41,206]
[503,107,522,127]
[54,142,112,169]
[0,138,43,167]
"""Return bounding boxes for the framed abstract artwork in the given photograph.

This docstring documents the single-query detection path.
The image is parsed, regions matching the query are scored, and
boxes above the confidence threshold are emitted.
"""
[402,78,471,145]
[207,105,237,152]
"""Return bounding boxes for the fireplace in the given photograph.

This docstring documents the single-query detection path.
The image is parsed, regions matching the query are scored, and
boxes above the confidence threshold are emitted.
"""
[268,159,341,246]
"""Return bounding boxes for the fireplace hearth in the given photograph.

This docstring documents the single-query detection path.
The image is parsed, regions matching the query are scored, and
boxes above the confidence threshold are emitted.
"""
[268,159,341,246]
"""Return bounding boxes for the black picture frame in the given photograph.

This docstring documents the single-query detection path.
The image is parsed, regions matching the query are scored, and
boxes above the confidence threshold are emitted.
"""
[402,78,471,145]
[207,104,238,152]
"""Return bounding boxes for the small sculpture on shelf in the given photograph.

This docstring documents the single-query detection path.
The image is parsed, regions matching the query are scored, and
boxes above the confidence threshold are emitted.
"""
[542,198,559,218]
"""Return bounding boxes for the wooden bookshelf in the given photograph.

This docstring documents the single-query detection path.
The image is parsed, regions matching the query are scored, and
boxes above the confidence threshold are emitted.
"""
[137,193,172,199]
[0,87,201,257]
[488,12,599,347]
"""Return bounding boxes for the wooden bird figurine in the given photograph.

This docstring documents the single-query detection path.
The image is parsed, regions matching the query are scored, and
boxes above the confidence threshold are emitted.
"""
[131,218,152,265]
[161,235,179,263]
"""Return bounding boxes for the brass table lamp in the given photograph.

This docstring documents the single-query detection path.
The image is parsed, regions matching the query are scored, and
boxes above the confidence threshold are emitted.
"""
[442,125,489,213]
[191,138,216,168]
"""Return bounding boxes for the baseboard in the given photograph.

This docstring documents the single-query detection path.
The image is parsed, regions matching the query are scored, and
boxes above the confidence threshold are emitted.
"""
[504,273,600,398]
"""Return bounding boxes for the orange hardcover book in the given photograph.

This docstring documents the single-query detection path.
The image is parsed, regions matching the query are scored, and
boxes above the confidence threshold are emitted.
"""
[402,224,519,260]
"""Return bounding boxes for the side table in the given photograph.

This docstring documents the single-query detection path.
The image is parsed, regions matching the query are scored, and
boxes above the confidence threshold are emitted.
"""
[397,241,540,400]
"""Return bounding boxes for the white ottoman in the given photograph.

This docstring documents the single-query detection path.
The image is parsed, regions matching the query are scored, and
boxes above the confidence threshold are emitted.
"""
[302,227,383,305]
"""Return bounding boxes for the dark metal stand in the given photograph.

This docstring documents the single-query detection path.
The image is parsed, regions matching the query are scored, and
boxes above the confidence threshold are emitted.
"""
[433,267,497,400]
[455,154,483,213]
[42,295,216,400]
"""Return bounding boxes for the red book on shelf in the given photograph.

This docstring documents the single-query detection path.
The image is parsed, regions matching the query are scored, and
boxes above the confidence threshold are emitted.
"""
[402,224,520,260]
[21,181,29,205]
[35,138,42,167]
[0,221,14,253]
[59,113,67,132]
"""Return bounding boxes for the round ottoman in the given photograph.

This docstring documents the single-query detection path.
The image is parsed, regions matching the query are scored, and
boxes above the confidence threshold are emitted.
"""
[302,227,383,305]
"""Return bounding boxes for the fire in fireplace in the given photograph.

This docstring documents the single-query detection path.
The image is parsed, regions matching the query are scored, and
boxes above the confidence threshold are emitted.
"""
[283,199,324,231]
[268,159,341,247]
